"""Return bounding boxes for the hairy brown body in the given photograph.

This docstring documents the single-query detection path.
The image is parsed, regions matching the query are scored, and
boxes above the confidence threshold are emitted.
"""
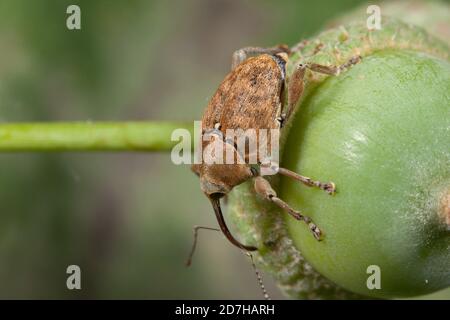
[202,54,284,133]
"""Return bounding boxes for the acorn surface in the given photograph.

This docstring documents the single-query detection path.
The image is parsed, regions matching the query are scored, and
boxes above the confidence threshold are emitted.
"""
[227,19,450,299]
[282,49,450,298]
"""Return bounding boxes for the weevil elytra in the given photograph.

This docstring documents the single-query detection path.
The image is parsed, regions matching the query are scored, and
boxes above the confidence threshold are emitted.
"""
[189,44,361,259]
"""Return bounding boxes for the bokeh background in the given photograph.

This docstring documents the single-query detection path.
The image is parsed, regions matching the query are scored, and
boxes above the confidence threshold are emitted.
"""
[0,0,448,299]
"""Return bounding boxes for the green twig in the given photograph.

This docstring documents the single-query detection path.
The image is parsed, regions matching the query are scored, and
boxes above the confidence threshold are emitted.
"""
[0,121,193,152]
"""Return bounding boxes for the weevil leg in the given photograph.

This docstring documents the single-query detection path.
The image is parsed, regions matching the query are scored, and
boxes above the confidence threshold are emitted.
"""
[282,63,307,122]
[305,55,362,76]
[289,39,309,55]
[253,176,322,240]
[259,161,335,195]
[277,167,336,195]
[231,45,290,70]
[312,42,325,55]
[282,55,362,123]
[185,225,220,266]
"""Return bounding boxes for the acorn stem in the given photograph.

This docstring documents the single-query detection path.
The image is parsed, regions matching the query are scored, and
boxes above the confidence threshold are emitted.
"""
[0,121,193,152]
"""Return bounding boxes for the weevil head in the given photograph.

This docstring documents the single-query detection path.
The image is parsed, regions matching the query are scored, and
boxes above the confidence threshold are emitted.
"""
[191,134,254,199]
[198,162,253,199]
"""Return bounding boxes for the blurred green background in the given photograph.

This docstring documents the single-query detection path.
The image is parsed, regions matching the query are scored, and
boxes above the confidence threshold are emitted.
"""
[0,0,448,299]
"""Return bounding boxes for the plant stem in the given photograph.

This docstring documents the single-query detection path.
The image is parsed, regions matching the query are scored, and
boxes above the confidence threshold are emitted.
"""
[0,121,193,152]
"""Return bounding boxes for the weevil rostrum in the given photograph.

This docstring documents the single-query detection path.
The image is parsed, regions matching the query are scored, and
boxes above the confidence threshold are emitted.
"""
[189,44,361,260]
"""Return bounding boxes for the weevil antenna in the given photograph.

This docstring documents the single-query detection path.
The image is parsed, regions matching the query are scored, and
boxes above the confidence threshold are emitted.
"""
[185,226,220,267]
[210,197,258,252]
[245,251,270,300]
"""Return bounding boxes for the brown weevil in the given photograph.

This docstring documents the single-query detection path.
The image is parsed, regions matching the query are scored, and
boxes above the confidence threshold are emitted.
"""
[188,44,361,263]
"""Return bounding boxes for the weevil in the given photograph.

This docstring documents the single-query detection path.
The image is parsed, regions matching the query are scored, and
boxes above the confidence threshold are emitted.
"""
[188,44,361,261]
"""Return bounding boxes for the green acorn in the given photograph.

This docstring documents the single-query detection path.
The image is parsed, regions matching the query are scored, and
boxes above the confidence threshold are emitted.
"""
[227,16,450,299]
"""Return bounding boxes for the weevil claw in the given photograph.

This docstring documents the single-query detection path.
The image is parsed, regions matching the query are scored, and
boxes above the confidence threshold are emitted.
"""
[324,182,336,195]
[309,223,322,241]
